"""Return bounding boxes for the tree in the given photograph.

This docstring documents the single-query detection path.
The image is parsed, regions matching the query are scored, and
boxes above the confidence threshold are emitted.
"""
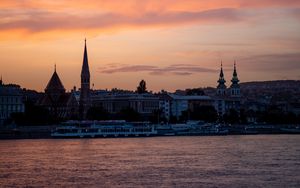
[190,106,218,122]
[179,110,189,122]
[239,108,248,124]
[136,79,147,94]
[169,115,179,123]
[223,109,240,124]
[259,105,299,124]
[150,109,166,123]
[118,107,140,122]
[10,101,53,125]
[186,88,205,96]
[87,106,110,120]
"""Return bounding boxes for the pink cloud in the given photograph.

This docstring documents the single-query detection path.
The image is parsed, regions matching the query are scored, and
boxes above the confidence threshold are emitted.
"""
[0,8,245,32]
[0,0,299,34]
[98,64,217,76]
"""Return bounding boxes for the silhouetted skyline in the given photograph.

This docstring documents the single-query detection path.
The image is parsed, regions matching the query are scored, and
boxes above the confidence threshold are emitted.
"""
[0,0,299,92]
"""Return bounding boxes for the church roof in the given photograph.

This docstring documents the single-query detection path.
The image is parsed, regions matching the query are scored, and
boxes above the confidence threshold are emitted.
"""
[45,68,65,93]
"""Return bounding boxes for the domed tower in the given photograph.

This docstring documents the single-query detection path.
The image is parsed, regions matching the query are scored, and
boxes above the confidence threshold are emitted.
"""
[230,61,240,97]
[216,62,227,96]
[79,39,91,119]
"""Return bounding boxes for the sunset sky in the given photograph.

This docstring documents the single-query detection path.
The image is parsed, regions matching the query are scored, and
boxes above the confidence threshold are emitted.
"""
[0,0,300,92]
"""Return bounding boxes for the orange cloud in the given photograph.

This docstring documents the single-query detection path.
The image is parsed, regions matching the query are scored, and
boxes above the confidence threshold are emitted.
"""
[0,8,246,39]
[1,0,300,40]
[98,63,217,75]
[1,0,300,11]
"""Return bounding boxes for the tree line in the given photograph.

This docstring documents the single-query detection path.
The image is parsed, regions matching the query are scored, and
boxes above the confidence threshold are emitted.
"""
[5,80,300,126]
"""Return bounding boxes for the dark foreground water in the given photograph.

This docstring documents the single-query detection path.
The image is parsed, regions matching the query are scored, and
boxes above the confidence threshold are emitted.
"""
[0,135,299,188]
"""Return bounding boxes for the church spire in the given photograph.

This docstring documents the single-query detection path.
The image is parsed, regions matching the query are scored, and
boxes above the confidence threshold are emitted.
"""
[230,60,241,97]
[218,61,226,86]
[80,38,91,119]
[217,61,227,96]
[81,38,90,77]
[231,60,239,85]
[220,61,224,77]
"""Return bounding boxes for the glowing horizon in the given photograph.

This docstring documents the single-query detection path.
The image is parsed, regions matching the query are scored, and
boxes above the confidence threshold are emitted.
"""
[0,0,299,92]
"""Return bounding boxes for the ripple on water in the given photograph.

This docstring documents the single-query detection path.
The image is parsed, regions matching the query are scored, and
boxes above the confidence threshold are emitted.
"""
[0,135,299,187]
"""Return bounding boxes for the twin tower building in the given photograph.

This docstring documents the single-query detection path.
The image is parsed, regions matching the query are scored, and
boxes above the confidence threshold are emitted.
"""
[215,62,241,115]
[217,62,240,98]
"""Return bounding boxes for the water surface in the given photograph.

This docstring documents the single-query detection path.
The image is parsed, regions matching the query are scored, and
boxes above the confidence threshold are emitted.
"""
[0,135,299,187]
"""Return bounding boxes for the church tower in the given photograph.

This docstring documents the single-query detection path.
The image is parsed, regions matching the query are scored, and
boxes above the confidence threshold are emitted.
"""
[216,61,227,96]
[230,61,240,97]
[79,39,91,119]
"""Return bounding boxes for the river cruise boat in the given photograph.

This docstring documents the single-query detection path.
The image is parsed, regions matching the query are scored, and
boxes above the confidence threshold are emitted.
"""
[156,121,228,136]
[51,120,157,138]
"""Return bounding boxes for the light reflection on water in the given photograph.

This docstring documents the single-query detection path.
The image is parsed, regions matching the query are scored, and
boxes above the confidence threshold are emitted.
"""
[0,135,299,187]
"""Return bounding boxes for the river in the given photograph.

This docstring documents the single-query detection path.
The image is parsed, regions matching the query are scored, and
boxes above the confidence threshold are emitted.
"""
[0,135,299,187]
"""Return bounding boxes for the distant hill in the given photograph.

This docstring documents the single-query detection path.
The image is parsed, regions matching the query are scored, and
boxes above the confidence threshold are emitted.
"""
[240,80,300,91]
[239,80,300,103]
[202,80,300,96]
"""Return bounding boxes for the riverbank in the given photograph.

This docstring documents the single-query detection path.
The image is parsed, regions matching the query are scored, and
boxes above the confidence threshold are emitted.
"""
[0,126,53,139]
[0,125,300,139]
[1,124,300,139]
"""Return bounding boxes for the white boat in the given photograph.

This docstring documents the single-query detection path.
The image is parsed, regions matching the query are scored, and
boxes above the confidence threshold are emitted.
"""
[280,126,300,134]
[51,120,157,138]
[156,121,228,136]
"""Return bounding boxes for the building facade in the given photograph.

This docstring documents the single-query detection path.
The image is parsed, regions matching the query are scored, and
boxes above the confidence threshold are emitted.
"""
[158,93,214,121]
[92,93,159,117]
[0,79,25,126]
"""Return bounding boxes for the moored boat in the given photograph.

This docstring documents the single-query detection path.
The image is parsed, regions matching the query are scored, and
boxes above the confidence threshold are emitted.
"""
[51,120,157,138]
[156,121,228,136]
[280,125,300,134]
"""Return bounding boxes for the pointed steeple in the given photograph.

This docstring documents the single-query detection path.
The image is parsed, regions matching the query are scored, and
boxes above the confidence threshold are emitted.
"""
[217,61,227,96]
[218,61,226,85]
[220,61,224,77]
[81,38,90,77]
[80,38,91,119]
[230,60,241,97]
[231,60,239,85]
